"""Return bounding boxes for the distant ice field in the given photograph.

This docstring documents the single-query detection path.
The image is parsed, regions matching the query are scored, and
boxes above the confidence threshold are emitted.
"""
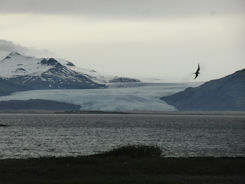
[0,83,198,112]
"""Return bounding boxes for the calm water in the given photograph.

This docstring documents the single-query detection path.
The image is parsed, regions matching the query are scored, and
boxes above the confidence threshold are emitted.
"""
[0,113,244,159]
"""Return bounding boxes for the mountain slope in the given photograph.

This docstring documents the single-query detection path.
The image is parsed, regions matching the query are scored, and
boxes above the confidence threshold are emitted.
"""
[161,69,245,111]
[0,78,30,96]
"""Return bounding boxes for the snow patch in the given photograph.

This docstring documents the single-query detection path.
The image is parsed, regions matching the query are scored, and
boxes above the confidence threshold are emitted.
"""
[0,52,51,78]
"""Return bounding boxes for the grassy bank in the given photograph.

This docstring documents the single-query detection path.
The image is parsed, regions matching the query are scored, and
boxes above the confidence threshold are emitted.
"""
[0,145,244,184]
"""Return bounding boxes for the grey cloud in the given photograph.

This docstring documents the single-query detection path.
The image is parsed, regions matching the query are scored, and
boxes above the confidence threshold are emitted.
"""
[0,40,54,59]
[0,0,244,18]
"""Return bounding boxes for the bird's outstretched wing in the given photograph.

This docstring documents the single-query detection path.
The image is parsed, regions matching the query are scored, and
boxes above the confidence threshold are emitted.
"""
[197,64,200,73]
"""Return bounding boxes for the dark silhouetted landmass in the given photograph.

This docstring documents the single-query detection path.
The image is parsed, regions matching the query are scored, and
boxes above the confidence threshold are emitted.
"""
[109,77,140,83]
[0,99,81,111]
[161,68,245,111]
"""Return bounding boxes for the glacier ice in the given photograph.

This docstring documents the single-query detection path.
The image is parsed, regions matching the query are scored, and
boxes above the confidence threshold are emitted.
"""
[0,83,194,112]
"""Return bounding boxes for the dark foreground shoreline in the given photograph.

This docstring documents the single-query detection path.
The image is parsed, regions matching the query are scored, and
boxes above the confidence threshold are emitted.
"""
[1,156,244,184]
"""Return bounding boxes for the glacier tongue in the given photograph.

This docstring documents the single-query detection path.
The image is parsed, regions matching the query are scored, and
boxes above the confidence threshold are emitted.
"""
[0,83,191,112]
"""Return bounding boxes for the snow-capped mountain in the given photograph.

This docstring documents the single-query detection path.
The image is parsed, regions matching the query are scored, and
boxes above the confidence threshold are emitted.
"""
[0,52,140,95]
[0,52,105,90]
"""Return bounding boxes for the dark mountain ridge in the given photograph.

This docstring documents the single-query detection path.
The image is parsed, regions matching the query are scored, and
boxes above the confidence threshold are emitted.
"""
[161,68,245,111]
[0,99,81,111]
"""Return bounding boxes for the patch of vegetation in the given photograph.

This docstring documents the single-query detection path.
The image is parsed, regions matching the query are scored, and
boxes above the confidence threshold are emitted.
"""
[95,145,162,158]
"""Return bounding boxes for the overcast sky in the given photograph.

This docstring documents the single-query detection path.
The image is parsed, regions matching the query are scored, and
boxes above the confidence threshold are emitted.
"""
[0,0,244,82]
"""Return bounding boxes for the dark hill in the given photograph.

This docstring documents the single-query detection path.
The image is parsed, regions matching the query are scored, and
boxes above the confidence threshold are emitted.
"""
[0,99,81,111]
[161,69,245,111]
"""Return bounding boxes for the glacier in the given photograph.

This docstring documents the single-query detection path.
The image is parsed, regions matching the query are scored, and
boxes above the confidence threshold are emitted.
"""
[0,83,197,112]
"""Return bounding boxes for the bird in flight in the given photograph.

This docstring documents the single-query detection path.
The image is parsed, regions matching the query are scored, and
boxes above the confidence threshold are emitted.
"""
[194,64,200,79]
